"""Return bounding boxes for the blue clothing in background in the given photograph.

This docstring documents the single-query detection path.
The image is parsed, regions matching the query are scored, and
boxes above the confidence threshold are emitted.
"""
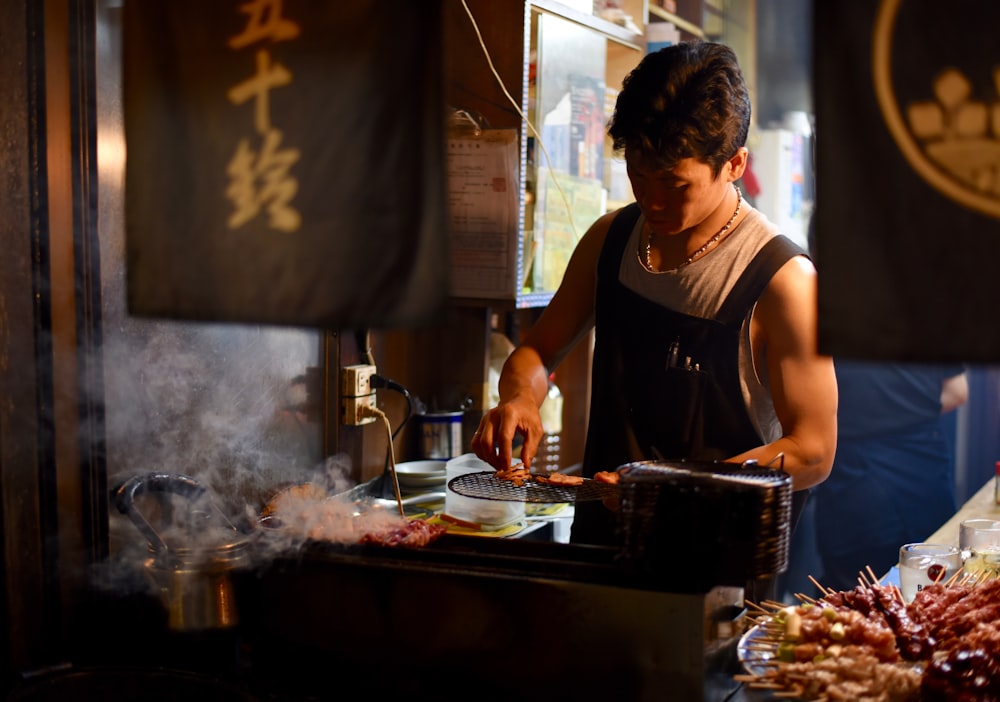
[836,362,963,439]
[781,361,964,596]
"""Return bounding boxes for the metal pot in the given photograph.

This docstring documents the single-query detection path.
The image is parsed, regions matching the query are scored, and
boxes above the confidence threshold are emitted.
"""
[114,473,251,631]
[415,410,464,459]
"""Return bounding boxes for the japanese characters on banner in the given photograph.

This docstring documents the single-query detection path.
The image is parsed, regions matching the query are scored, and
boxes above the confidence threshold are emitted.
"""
[124,0,448,329]
[814,0,1000,362]
[225,4,302,234]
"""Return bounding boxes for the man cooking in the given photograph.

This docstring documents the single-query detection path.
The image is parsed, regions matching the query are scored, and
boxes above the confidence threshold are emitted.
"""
[471,41,837,545]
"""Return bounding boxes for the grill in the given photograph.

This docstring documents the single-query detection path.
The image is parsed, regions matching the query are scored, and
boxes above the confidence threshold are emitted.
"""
[236,536,750,701]
[446,471,617,503]
[101,463,794,701]
[235,460,793,700]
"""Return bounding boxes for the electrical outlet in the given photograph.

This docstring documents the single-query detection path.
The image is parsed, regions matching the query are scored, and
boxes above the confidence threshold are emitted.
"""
[341,364,378,426]
[342,393,377,426]
[341,364,377,397]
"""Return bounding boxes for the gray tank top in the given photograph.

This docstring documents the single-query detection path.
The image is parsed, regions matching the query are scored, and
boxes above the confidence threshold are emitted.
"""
[617,207,791,442]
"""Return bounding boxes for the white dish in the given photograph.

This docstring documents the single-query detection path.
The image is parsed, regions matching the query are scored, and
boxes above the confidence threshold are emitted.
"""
[394,460,446,479]
[737,621,775,677]
[397,474,447,488]
[394,460,447,487]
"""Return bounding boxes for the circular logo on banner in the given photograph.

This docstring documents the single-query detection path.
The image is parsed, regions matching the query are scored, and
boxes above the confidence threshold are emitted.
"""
[873,0,1000,219]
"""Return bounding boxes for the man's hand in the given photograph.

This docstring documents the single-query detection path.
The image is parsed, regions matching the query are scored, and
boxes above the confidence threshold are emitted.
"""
[471,394,544,472]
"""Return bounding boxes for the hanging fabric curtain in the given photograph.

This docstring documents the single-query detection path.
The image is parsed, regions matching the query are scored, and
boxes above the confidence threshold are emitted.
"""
[124,0,448,329]
[813,0,1000,362]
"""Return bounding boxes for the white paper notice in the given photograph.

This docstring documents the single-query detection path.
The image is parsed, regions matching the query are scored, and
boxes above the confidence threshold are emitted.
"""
[446,130,520,299]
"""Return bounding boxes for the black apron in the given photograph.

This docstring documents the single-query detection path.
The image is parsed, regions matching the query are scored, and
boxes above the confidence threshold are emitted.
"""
[572,203,809,545]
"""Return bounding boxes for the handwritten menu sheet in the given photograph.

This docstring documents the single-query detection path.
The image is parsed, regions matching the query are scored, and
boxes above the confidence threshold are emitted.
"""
[446,130,520,299]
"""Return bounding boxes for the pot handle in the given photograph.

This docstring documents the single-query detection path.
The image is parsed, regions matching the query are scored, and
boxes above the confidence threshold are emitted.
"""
[113,473,208,553]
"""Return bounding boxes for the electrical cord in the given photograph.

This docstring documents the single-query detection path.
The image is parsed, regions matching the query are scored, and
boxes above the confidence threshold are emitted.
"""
[371,373,413,440]
[358,404,403,516]
[369,373,415,500]
[355,328,375,367]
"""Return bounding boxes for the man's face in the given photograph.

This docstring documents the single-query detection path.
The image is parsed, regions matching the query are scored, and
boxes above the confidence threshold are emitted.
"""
[625,152,730,237]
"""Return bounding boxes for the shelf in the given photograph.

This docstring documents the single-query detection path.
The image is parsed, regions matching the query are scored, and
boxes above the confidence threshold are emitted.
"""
[445,0,647,313]
[648,5,705,39]
[449,292,552,310]
[515,290,555,309]
[531,0,643,50]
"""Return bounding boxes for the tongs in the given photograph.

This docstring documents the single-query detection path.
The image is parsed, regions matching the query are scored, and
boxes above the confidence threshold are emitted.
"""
[447,471,618,504]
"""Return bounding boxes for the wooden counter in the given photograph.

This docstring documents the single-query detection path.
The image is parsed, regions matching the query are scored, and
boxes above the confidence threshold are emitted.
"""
[925,476,1000,546]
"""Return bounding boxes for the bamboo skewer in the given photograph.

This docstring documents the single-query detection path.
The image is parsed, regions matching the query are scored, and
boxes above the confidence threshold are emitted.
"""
[944,568,964,587]
[746,600,774,615]
[808,574,834,597]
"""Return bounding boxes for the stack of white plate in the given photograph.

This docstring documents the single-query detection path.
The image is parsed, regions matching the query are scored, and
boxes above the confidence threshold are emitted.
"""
[393,460,447,489]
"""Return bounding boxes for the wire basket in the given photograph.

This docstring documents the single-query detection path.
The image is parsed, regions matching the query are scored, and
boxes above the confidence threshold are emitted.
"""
[614,460,792,590]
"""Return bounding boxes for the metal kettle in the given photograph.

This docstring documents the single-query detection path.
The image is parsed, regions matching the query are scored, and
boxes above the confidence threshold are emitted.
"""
[113,472,250,631]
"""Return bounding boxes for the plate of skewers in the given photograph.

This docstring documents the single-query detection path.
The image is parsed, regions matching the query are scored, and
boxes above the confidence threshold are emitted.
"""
[735,568,1000,701]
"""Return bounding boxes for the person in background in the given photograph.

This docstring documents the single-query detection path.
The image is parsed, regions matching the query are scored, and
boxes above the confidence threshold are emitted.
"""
[470,42,838,546]
[781,362,968,596]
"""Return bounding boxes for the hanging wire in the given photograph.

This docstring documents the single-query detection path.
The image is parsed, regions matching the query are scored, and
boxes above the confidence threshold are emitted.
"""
[459,0,581,242]
[360,404,404,516]
[372,374,413,440]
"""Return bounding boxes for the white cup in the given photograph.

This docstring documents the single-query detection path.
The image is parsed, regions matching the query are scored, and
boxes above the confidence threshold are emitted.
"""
[898,543,962,602]
[959,518,1000,577]
[444,454,525,529]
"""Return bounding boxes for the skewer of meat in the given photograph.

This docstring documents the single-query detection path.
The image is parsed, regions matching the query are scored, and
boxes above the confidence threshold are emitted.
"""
[533,472,584,486]
[494,465,530,486]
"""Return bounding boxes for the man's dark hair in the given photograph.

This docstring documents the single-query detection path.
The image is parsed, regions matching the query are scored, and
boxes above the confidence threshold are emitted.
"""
[608,41,750,177]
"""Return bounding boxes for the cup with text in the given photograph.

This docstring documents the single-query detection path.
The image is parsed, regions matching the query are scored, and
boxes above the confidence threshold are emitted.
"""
[898,543,962,602]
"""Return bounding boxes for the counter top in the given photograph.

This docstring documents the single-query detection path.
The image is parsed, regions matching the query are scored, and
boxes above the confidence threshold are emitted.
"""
[924,476,999,546]
[398,484,575,541]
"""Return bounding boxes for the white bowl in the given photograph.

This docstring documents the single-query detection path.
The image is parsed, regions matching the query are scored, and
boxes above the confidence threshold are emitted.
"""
[394,460,447,487]
[444,454,525,527]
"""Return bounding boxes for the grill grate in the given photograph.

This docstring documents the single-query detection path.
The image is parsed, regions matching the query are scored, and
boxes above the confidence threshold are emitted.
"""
[447,472,618,503]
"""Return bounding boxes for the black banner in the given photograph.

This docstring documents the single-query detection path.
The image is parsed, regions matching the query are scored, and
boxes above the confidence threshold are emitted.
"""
[124,0,448,329]
[814,0,1000,362]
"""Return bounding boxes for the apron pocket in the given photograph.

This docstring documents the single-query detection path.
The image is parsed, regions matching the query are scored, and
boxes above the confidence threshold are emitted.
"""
[628,366,706,459]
